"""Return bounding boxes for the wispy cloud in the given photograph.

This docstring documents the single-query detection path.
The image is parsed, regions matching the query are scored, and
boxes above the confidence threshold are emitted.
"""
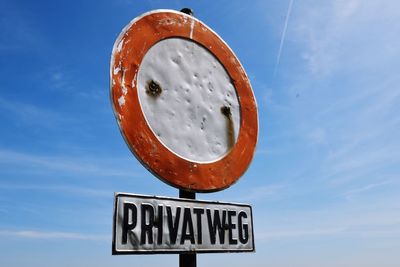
[279,1,400,191]
[0,97,66,129]
[293,0,400,77]
[48,70,74,91]
[243,184,287,201]
[256,199,400,242]
[0,149,139,177]
[0,1,47,52]
[343,181,393,199]
[0,183,110,198]
[307,127,326,145]
[256,148,285,156]
[33,67,81,93]
[0,230,109,241]
[274,0,294,76]
[221,183,288,203]
[258,227,346,241]
[258,223,400,241]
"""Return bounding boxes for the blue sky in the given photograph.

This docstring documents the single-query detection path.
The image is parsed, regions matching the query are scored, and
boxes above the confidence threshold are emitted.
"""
[1,0,400,266]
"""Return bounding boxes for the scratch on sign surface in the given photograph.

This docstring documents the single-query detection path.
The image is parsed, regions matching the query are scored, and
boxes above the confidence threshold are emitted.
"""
[190,19,195,39]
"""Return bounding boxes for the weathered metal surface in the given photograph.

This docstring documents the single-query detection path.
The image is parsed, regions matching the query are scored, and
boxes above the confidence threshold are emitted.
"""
[137,37,241,162]
[110,10,258,192]
[112,193,255,254]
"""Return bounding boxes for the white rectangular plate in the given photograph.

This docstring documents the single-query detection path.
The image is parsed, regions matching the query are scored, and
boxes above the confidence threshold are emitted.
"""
[112,193,255,254]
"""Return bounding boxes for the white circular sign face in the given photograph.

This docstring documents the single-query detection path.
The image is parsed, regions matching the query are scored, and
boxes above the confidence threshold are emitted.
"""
[137,38,240,163]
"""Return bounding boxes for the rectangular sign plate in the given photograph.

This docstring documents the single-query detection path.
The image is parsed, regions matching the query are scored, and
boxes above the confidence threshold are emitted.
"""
[112,193,255,254]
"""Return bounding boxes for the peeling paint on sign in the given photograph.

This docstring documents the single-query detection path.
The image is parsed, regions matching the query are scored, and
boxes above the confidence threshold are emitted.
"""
[110,10,258,192]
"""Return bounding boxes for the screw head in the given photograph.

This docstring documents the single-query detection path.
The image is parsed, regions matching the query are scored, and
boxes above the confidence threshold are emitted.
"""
[180,8,194,16]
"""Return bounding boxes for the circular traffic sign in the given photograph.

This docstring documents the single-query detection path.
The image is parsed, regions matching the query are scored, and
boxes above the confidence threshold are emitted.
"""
[110,10,258,192]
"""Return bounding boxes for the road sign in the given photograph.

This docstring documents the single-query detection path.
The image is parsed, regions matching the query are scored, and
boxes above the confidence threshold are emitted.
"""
[112,193,255,254]
[110,9,258,192]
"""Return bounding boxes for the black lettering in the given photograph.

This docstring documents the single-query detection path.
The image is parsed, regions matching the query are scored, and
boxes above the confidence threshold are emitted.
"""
[155,205,163,244]
[140,203,154,245]
[181,207,195,244]
[207,209,226,244]
[167,206,181,245]
[238,211,249,244]
[228,210,238,245]
[193,208,204,244]
[122,203,137,244]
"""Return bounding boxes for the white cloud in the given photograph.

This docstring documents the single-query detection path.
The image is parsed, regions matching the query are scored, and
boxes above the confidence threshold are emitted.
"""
[242,184,287,202]
[292,1,400,78]
[276,0,400,189]
[0,230,109,241]
[0,96,65,128]
[0,149,139,177]
[258,227,346,241]
[343,181,393,199]
[256,197,400,242]
[0,8,40,51]
[258,223,400,241]
[0,183,110,198]
[308,127,326,144]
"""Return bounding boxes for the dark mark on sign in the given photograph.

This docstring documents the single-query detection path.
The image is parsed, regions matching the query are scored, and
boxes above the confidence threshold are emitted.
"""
[146,80,162,97]
[220,106,232,118]
[221,105,235,149]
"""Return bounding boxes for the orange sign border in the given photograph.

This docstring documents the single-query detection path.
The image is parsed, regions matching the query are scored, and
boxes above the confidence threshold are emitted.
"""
[110,10,258,192]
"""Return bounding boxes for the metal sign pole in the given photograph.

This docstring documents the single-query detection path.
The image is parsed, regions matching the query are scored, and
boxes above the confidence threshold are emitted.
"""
[179,9,196,266]
[179,189,196,267]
